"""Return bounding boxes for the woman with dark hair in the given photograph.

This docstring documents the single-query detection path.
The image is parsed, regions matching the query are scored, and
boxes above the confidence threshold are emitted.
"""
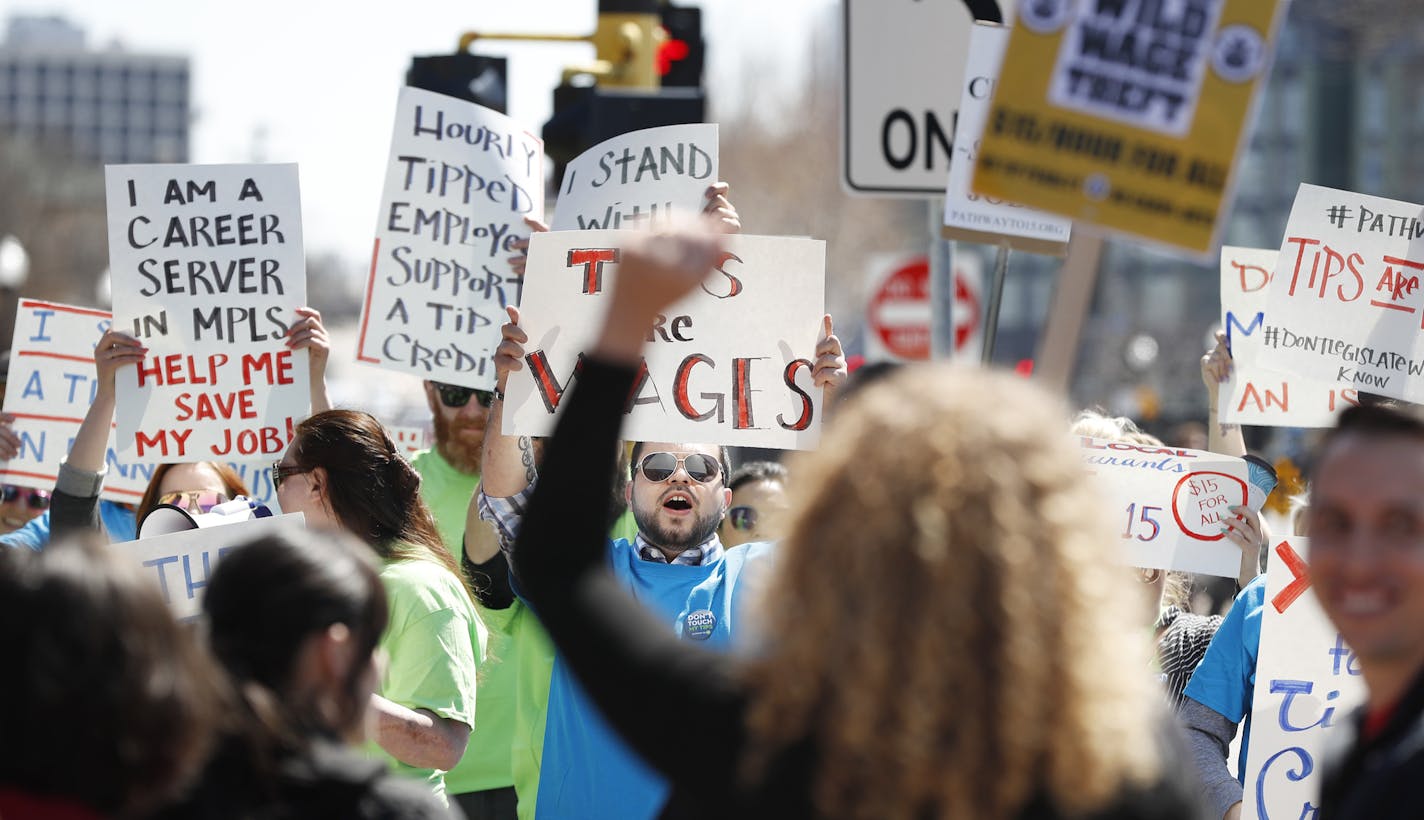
[154,529,458,819]
[276,409,482,803]
[0,535,223,818]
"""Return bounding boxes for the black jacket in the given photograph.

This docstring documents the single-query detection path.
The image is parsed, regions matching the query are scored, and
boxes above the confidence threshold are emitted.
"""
[1319,667,1424,819]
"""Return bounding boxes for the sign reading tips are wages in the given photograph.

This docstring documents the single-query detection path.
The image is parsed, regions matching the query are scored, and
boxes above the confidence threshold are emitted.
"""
[0,300,154,502]
[1241,184,1424,404]
[943,22,1071,255]
[105,163,309,462]
[1079,437,1275,577]
[1219,246,1357,427]
[1242,538,1365,820]
[972,0,1288,256]
[358,87,543,390]
[506,232,827,450]
[552,124,716,231]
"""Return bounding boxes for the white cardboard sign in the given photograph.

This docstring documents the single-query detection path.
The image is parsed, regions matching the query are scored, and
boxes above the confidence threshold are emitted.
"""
[1245,184,1424,403]
[357,87,543,390]
[942,22,1072,255]
[551,124,717,231]
[505,231,827,449]
[1219,246,1354,427]
[1242,537,1366,819]
[1079,436,1273,577]
[120,511,304,620]
[104,163,309,462]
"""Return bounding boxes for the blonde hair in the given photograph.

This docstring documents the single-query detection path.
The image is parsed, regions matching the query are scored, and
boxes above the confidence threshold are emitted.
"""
[741,365,1161,819]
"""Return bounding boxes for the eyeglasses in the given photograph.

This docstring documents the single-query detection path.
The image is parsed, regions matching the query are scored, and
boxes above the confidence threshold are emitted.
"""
[636,452,721,483]
[271,462,314,490]
[156,490,229,514]
[728,505,757,531]
[435,383,495,409]
[0,485,50,510]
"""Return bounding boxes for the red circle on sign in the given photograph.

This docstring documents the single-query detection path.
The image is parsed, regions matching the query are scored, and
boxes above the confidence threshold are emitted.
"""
[1171,471,1248,541]
[869,257,931,360]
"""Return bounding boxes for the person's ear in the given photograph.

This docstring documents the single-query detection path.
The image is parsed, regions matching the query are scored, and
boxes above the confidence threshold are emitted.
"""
[625,478,634,506]
[308,466,331,501]
[721,487,732,510]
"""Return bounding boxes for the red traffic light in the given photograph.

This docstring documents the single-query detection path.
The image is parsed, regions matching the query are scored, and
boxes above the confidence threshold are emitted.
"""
[656,33,691,75]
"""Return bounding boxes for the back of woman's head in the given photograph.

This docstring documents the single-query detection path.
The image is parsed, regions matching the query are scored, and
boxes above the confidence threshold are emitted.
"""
[0,535,221,815]
[204,529,387,739]
[744,364,1159,819]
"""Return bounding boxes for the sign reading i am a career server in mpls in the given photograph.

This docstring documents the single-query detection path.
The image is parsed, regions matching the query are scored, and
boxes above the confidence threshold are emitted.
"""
[105,163,309,462]
[971,0,1287,256]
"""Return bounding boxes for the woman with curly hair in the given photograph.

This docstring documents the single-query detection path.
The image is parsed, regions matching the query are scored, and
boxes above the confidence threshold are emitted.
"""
[507,223,1203,820]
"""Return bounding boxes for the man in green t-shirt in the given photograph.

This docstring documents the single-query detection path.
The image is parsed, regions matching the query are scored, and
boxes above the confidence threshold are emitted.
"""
[409,380,517,820]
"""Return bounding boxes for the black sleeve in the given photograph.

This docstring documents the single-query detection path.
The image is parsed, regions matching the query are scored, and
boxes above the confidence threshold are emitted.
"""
[50,489,103,542]
[511,357,749,787]
[461,542,514,610]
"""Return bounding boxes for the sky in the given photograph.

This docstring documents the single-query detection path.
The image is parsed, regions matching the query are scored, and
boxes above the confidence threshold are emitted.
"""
[11,0,833,270]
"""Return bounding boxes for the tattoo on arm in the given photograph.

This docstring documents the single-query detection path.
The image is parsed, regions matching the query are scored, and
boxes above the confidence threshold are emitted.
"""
[518,435,537,485]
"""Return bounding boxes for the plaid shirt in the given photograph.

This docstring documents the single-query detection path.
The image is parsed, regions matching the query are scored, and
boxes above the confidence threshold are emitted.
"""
[477,484,723,567]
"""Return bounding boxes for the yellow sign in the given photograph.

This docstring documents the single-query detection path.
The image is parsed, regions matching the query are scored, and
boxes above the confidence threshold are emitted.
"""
[971,0,1287,257]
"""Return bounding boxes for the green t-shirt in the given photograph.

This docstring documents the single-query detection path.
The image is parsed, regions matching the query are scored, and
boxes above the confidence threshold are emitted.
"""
[410,448,517,795]
[373,555,483,802]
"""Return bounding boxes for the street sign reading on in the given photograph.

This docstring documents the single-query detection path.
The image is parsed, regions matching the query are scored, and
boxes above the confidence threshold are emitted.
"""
[843,0,1008,197]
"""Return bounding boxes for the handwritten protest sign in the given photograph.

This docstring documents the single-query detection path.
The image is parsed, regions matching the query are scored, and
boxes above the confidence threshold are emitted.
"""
[1220,246,1353,427]
[942,22,1071,255]
[1079,436,1275,576]
[0,300,153,501]
[389,424,433,456]
[505,231,827,449]
[357,87,543,390]
[1236,184,1424,404]
[971,0,1288,256]
[1242,538,1366,819]
[552,124,717,231]
[120,511,303,620]
[104,163,309,462]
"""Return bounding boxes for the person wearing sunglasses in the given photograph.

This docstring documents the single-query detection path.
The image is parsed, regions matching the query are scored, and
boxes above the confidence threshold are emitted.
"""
[0,484,49,534]
[717,461,790,549]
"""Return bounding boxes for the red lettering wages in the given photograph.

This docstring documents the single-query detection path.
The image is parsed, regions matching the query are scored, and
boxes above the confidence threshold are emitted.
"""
[674,354,720,421]
[700,251,745,300]
[777,359,814,432]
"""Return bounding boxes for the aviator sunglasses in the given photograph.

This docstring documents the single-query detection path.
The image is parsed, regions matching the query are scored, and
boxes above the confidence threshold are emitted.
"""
[636,452,721,483]
[435,383,496,409]
[0,485,50,510]
[156,490,229,514]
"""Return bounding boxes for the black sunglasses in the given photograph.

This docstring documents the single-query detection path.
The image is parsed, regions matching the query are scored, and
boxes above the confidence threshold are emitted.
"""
[636,452,721,483]
[0,485,50,510]
[435,383,495,409]
[271,461,314,490]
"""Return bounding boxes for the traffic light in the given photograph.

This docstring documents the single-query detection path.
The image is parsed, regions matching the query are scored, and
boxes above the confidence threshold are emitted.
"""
[406,53,508,113]
[657,4,703,88]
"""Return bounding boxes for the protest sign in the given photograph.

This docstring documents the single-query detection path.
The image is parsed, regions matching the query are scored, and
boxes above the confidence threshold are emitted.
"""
[1079,436,1275,576]
[551,124,717,231]
[389,424,433,456]
[971,0,1288,256]
[1238,184,1424,404]
[104,163,309,462]
[120,511,303,620]
[357,87,543,390]
[0,300,153,501]
[1219,246,1353,427]
[1242,537,1366,819]
[943,22,1071,255]
[505,231,827,449]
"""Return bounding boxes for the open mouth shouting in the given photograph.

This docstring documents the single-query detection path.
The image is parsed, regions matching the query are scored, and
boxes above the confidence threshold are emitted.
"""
[662,491,695,515]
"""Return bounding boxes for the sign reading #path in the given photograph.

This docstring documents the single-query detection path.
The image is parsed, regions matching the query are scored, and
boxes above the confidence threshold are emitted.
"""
[0,300,154,502]
[1240,184,1424,404]
[1242,538,1365,820]
[506,231,827,450]
[552,124,717,231]
[121,512,304,620]
[1219,246,1355,427]
[972,0,1287,256]
[1079,437,1273,577]
[358,87,543,390]
[942,22,1071,255]
[105,163,309,462]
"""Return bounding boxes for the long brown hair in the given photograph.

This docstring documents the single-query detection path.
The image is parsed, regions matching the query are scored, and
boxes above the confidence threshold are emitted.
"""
[740,365,1160,819]
[137,461,250,522]
[289,410,472,602]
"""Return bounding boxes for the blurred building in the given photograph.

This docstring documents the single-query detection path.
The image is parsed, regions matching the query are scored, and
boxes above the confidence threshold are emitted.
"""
[0,14,190,164]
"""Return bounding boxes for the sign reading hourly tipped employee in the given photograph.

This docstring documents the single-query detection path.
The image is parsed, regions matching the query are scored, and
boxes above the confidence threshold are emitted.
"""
[971,0,1288,256]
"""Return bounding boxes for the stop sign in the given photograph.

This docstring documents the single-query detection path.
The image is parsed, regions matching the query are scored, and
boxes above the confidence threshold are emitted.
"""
[868,256,932,359]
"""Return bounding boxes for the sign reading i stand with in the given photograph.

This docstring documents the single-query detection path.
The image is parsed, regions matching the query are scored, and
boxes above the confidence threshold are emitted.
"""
[842,0,1007,197]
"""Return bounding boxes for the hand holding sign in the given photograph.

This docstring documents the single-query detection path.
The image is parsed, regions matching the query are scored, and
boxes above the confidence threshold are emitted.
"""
[811,316,848,394]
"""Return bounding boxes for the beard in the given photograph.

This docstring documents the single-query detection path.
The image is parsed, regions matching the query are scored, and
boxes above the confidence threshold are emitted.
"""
[432,410,484,474]
[633,499,723,555]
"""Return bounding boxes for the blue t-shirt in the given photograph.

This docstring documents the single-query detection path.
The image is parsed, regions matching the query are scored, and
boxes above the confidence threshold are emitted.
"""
[1183,574,1267,782]
[528,538,773,820]
[0,501,137,550]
